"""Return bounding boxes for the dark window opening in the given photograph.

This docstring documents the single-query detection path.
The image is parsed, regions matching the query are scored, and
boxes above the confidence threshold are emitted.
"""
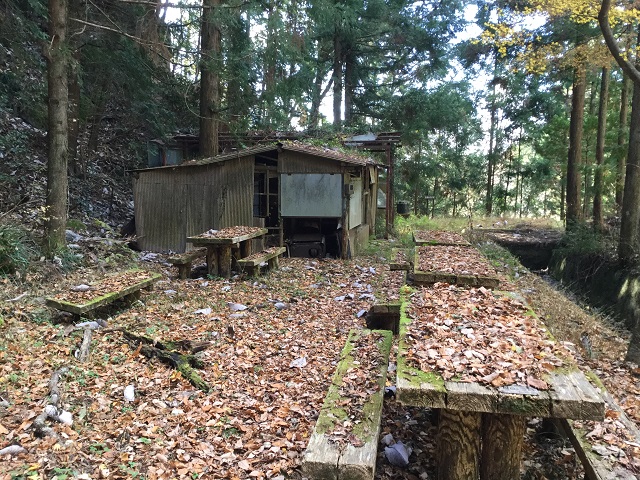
[284,218,342,258]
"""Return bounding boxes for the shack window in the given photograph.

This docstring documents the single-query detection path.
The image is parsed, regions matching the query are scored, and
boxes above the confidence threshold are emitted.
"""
[254,172,267,217]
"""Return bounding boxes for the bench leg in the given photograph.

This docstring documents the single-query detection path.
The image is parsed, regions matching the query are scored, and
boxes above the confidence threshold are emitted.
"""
[267,257,277,271]
[436,409,481,480]
[206,247,219,277]
[241,239,252,258]
[480,414,525,480]
[219,246,232,278]
[231,245,240,271]
[178,262,192,280]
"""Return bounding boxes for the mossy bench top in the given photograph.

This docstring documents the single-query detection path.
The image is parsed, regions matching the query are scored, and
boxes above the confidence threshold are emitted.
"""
[46,270,161,315]
[397,285,604,420]
[413,229,471,246]
[413,245,501,288]
[236,247,286,267]
[303,328,392,480]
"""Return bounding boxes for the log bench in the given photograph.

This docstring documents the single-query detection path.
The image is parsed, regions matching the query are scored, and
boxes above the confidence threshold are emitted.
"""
[303,329,393,480]
[236,246,286,276]
[168,248,207,279]
[46,270,161,321]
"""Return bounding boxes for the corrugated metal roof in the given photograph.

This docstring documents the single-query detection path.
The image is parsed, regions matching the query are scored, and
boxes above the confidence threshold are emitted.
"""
[133,142,378,172]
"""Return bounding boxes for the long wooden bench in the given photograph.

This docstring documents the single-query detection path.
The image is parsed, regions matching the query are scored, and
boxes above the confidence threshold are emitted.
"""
[236,246,286,276]
[168,247,207,279]
[389,248,412,271]
[46,270,161,321]
[303,329,393,480]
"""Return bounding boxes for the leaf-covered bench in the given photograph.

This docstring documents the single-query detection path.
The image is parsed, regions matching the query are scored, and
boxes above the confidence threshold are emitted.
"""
[236,246,286,276]
[303,329,393,480]
[168,247,207,279]
[46,270,161,320]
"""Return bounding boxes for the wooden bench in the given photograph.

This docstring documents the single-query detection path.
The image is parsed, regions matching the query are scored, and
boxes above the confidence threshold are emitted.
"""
[389,248,412,271]
[168,248,207,279]
[46,270,161,321]
[236,246,286,276]
[303,329,393,480]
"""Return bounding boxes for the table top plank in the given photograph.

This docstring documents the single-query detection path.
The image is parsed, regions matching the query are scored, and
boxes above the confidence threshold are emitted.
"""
[188,227,267,246]
[396,286,605,420]
[548,371,605,420]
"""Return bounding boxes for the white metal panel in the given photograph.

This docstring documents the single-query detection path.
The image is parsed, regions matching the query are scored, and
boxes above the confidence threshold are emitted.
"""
[349,178,363,228]
[281,173,342,217]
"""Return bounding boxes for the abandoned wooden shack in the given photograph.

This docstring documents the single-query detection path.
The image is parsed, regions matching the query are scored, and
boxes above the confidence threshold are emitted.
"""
[132,143,381,258]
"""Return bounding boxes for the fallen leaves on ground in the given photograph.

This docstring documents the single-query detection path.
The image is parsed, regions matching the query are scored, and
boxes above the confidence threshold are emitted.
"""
[192,226,265,240]
[50,270,155,304]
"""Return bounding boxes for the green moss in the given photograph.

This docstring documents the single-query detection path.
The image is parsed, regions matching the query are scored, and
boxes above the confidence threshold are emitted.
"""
[315,329,392,443]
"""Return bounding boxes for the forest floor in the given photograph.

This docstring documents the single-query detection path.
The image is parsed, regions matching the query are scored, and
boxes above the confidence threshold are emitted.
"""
[0,234,639,479]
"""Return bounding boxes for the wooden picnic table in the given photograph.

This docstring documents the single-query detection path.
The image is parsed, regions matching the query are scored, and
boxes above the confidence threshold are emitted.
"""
[187,226,268,278]
[396,285,605,480]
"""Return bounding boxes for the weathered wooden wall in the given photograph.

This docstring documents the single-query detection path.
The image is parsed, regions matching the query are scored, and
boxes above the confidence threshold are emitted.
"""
[133,156,253,252]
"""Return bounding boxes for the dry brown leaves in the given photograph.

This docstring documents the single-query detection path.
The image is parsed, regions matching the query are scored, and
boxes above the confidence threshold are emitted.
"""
[196,226,265,239]
[413,230,470,246]
[405,284,571,389]
[51,270,155,303]
[0,257,404,479]
[416,245,498,278]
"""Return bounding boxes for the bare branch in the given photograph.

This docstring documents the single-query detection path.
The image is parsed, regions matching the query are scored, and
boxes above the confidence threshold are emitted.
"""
[598,0,640,85]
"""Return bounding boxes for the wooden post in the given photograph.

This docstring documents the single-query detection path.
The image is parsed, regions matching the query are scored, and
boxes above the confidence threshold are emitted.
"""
[206,246,219,276]
[231,244,240,271]
[437,409,481,480]
[241,239,252,258]
[480,414,525,480]
[219,246,232,278]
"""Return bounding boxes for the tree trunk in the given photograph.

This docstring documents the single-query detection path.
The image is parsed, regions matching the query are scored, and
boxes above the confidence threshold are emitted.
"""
[566,66,586,227]
[44,0,69,256]
[344,45,355,126]
[199,0,221,157]
[619,76,640,265]
[67,51,80,176]
[593,67,610,232]
[617,73,630,208]
[332,32,343,129]
[485,77,497,216]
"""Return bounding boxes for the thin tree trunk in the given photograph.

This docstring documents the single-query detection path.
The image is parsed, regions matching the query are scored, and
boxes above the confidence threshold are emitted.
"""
[45,0,69,256]
[485,76,498,216]
[199,0,220,157]
[617,73,630,208]
[566,66,586,226]
[344,45,355,126]
[67,51,80,176]
[593,67,610,232]
[332,31,342,129]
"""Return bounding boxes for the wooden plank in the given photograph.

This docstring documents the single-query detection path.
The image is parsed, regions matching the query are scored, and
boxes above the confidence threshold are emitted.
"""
[445,382,496,413]
[555,387,640,480]
[389,248,411,271]
[548,371,605,420]
[167,247,207,265]
[396,374,447,408]
[302,329,393,480]
[236,247,287,267]
[496,385,552,417]
[46,272,161,315]
[187,227,268,245]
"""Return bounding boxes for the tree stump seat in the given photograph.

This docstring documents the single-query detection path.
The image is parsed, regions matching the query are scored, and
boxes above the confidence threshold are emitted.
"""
[168,248,207,279]
[46,270,161,321]
[236,246,286,276]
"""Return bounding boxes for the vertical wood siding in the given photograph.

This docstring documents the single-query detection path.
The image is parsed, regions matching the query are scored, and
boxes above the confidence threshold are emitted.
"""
[134,156,253,252]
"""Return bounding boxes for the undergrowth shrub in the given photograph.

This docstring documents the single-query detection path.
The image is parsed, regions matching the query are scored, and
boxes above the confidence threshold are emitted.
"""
[0,222,37,275]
